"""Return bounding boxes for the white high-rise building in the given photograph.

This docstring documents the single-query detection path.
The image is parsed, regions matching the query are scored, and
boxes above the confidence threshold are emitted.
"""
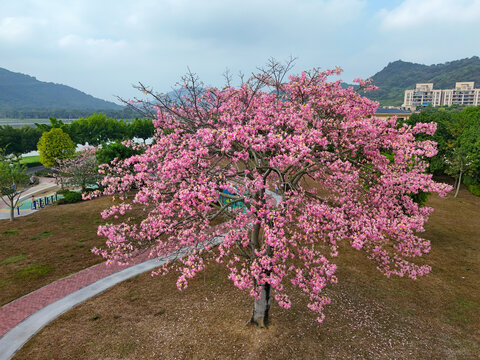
[403,82,480,110]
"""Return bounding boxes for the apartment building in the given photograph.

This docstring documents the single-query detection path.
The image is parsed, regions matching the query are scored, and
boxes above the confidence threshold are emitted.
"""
[403,82,480,110]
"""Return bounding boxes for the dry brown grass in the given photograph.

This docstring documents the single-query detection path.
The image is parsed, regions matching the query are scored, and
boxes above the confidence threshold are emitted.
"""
[13,183,480,359]
[0,197,112,305]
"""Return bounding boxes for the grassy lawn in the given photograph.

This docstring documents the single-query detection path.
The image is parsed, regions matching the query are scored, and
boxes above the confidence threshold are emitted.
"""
[0,196,113,305]
[12,184,480,359]
[19,155,40,165]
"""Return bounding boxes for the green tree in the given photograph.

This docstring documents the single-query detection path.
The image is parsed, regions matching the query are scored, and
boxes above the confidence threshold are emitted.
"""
[0,151,30,221]
[451,108,480,196]
[37,128,76,168]
[67,113,129,146]
[0,125,22,154]
[128,119,154,143]
[95,141,141,165]
[20,126,43,154]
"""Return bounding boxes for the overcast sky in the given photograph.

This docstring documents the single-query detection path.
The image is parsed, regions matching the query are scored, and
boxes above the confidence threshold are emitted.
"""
[1,0,479,104]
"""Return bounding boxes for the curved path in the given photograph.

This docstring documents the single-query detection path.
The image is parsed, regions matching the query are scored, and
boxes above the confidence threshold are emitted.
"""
[0,240,221,360]
[0,191,281,360]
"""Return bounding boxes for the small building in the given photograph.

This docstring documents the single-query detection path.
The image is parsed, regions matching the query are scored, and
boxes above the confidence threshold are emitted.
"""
[375,107,411,121]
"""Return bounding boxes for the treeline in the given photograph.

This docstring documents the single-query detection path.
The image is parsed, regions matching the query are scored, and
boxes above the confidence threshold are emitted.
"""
[406,105,480,196]
[0,107,140,120]
[0,113,154,154]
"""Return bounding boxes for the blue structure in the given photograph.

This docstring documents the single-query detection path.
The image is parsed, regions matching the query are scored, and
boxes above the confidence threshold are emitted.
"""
[219,188,247,212]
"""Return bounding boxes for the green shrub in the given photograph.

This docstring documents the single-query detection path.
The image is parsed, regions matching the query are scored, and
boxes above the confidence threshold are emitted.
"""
[35,169,54,177]
[409,190,431,207]
[462,175,477,186]
[57,190,82,204]
[467,184,480,196]
[24,161,42,168]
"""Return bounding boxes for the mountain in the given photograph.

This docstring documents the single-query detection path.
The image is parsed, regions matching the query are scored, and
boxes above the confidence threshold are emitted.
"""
[364,56,480,106]
[0,67,122,112]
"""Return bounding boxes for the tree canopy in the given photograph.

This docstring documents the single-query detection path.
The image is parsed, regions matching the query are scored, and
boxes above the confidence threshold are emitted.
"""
[53,146,101,191]
[406,106,480,196]
[0,151,30,221]
[37,128,76,168]
[91,61,451,326]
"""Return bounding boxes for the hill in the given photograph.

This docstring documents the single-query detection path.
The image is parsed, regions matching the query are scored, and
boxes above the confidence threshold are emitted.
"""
[0,67,123,114]
[364,56,480,106]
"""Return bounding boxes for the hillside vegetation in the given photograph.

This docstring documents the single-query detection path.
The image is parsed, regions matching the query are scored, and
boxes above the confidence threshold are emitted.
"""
[0,67,122,115]
[365,56,480,106]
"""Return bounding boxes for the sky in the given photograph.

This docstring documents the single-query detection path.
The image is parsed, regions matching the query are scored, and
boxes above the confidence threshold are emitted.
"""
[1,0,479,104]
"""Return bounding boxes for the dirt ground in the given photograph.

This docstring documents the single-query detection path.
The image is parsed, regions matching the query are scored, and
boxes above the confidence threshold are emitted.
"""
[13,184,480,359]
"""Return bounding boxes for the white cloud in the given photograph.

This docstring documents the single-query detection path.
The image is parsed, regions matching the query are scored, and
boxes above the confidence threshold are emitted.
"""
[0,17,48,43]
[57,34,127,59]
[379,0,480,29]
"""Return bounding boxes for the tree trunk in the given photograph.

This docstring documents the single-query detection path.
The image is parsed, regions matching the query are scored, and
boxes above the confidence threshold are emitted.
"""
[250,283,271,328]
[9,200,14,221]
[454,169,463,198]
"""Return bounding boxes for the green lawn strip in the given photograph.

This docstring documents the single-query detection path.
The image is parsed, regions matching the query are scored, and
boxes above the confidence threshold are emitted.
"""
[0,254,26,265]
[14,263,53,280]
[20,155,42,168]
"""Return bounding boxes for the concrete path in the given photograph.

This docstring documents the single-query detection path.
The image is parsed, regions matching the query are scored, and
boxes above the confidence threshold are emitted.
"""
[0,240,222,360]
[0,190,281,360]
[0,178,59,220]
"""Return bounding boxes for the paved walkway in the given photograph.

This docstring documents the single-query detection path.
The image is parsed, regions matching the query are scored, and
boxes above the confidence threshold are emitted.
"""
[0,178,59,220]
[0,190,281,360]
[0,252,150,338]
[0,246,204,360]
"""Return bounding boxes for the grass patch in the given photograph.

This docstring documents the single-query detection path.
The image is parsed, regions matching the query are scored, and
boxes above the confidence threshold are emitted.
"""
[0,196,110,305]
[447,296,478,326]
[29,231,51,241]
[0,253,26,265]
[20,155,42,168]
[15,264,53,280]
[20,155,40,164]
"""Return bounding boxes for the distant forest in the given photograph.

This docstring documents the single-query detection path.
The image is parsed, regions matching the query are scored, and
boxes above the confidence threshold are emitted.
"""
[0,66,126,119]
[0,107,141,120]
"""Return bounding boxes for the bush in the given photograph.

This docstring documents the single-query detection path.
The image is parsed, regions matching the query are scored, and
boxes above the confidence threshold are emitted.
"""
[409,190,431,207]
[24,161,43,168]
[57,190,83,204]
[35,169,54,177]
[462,175,477,186]
[467,184,480,196]
[28,176,39,185]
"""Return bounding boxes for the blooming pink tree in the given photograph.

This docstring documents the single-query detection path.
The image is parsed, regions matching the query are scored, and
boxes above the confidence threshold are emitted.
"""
[53,146,100,191]
[92,61,451,327]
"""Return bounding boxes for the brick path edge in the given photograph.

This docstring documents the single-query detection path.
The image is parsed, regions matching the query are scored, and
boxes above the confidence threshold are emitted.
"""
[0,239,221,360]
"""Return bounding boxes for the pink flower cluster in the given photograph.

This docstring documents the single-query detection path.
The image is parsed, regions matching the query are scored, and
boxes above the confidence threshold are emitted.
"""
[92,67,452,322]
